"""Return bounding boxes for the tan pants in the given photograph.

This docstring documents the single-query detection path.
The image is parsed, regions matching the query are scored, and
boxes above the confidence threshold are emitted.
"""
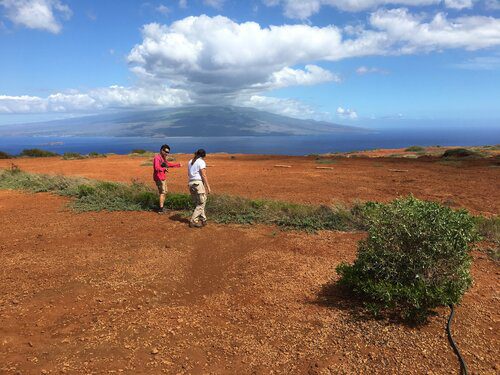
[189,180,207,223]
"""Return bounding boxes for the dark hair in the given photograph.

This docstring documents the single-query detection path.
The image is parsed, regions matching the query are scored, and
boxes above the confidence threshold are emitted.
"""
[160,144,170,152]
[192,148,206,163]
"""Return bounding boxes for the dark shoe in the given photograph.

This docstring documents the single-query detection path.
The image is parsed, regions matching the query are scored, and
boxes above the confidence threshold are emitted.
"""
[200,219,207,226]
[189,221,203,228]
[158,207,168,214]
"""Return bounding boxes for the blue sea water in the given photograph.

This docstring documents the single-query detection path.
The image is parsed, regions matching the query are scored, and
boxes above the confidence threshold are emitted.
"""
[0,127,498,156]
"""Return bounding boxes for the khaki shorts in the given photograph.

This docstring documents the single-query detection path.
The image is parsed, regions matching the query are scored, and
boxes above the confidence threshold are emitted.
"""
[155,180,168,194]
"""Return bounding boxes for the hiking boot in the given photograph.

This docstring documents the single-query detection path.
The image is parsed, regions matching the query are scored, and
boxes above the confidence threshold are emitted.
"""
[200,219,207,226]
[189,221,203,228]
[158,207,169,214]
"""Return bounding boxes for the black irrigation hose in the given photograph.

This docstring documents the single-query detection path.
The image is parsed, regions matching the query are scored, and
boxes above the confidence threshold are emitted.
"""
[447,304,468,375]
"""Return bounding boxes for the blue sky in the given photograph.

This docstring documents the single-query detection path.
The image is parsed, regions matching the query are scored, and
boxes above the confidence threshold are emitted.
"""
[0,0,499,128]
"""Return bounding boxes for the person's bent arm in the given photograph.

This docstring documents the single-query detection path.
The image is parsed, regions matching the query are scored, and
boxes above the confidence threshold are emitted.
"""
[200,168,211,194]
[167,161,182,168]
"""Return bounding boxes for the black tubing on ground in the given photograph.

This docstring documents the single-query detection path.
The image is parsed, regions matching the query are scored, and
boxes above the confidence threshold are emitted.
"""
[447,304,468,375]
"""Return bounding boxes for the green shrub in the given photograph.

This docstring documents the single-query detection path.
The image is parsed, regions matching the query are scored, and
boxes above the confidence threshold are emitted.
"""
[405,146,425,152]
[19,148,59,157]
[336,196,478,322]
[0,151,12,159]
[131,149,148,154]
[315,158,337,164]
[442,148,482,158]
[62,152,86,160]
[88,152,107,158]
[474,216,500,244]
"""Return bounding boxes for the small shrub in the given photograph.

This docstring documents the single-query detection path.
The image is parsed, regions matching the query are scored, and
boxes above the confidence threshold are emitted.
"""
[405,146,425,152]
[336,196,478,322]
[442,148,482,158]
[19,148,59,157]
[131,149,148,154]
[474,216,500,244]
[88,152,107,158]
[62,152,86,160]
[141,161,153,166]
[0,151,12,159]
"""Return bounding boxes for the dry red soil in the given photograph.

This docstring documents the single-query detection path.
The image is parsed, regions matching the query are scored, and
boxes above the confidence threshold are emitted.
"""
[0,153,499,374]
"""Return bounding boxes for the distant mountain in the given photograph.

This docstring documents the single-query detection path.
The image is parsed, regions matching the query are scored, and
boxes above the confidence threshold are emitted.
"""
[0,106,368,137]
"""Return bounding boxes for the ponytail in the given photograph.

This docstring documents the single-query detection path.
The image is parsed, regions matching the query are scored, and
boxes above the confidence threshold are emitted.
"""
[192,149,206,164]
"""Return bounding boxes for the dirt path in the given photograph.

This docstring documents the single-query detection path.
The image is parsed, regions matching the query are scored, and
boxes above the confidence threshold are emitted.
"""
[0,191,498,374]
[1,153,498,215]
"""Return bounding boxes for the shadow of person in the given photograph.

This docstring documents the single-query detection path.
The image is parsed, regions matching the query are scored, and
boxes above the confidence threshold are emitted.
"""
[169,213,190,224]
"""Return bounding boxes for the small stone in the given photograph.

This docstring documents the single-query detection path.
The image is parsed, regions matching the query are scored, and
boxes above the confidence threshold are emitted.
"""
[151,348,159,355]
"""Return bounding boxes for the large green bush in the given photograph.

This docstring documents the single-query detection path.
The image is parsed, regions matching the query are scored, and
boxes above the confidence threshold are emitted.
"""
[0,151,12,159]
[20,148,59,157]
[336,196,478,322]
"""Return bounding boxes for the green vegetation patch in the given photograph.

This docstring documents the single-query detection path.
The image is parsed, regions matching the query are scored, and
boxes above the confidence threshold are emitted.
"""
[62,152,87,160]
[19,148,59,157]
[336,196,478,322]
[0,151,13,159]
[404,146,425,152]
[442,148,484,158]
[315,158,337,165]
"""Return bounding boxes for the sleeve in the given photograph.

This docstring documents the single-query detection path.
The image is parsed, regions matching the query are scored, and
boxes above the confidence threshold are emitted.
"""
[153,155,163,172]
[199,159,207,169]
[167,161,181,168]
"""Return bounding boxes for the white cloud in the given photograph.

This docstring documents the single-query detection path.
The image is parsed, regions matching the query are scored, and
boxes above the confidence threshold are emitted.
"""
[0,0,71,33]
[254,65,340,89]
[0,86,192,114]
[262,0,477,18]
[369,8,500,51]
[179,0,188,8]
[336,106,358,119]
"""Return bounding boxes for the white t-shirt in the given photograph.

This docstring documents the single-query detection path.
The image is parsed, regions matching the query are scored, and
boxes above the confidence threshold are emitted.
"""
[188,158,206,181]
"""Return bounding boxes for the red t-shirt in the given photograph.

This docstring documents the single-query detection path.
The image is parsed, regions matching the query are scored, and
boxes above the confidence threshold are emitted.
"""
[153,154,181,181]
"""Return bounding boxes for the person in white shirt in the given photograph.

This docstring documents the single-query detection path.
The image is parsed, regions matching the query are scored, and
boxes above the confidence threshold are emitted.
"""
[187,149,211,228]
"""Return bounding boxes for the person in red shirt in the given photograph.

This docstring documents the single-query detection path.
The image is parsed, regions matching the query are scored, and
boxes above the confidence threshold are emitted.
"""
[153,144,181,214]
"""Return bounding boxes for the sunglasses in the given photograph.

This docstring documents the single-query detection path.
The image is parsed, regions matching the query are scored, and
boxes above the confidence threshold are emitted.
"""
[162,150,170,154]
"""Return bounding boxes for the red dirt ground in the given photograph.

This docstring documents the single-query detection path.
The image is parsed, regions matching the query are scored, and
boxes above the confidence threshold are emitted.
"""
[0,153,499,374]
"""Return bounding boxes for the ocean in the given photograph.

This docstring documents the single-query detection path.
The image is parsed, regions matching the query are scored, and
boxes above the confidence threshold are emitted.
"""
[0,127,499,156]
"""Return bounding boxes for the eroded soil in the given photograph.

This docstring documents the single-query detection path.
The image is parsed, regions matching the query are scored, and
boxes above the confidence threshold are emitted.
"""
[0,153,499,374]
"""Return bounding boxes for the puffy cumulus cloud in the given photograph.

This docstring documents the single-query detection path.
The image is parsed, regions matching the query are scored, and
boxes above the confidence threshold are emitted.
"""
[127,17,344,96]
[253,65,341,89]
[0,0,71,33]
[0,86,191,114]
[369,8,500,51]
[336,106,358,119]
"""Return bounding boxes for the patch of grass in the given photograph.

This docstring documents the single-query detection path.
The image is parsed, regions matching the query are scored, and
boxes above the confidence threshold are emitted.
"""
[131,149,149,154]
[437,160,463,167]
[475,216,500,244]
[404,146,425,152]
[19,148,59,157]
[141,161,153,166]
[0,151,13,159]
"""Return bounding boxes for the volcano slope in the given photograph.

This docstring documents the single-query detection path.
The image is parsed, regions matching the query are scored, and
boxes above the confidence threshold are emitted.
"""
[0,153,498,374]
